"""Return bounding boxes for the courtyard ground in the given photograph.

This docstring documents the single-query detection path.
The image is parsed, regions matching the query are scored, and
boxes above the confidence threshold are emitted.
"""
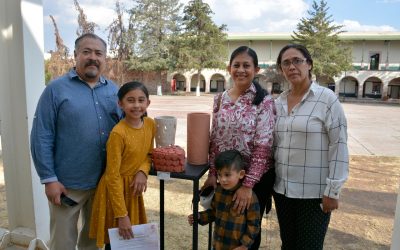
[0,95,399,249]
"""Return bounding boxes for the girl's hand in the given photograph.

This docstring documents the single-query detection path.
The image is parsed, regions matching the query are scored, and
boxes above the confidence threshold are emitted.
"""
[201,175,217,191]
[130,171,147,196]
[232,186,252,214]
[118,216,134,240]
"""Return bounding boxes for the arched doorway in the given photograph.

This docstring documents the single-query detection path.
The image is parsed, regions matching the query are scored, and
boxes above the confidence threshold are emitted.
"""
[388,77,400,99]
[190,74,206,92]
[172,73,186,91]
[317,76,335,92]
[363,76,383,99]
[210,73,225,92]
[339,76,358,97]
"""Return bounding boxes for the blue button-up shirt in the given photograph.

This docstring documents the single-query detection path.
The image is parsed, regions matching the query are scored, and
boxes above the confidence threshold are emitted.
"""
[30,69,121,190]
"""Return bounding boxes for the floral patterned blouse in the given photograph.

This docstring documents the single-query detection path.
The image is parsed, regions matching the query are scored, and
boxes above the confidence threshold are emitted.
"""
[209,83,276,188]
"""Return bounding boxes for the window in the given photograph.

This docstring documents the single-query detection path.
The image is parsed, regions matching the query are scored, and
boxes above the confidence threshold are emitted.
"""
[369,53,380,70]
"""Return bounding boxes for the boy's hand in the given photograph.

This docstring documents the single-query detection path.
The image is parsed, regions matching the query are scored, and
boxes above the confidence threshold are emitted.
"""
[233,245,247,250]
[188,213,200,225]
[118,216,134,240]
[187,214,194,225]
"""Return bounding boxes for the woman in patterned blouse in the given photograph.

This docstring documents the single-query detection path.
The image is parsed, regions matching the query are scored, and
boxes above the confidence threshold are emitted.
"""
[202,46,276,250]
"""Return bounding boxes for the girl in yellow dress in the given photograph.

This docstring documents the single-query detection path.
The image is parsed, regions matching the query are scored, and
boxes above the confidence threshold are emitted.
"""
[89,81,156,249]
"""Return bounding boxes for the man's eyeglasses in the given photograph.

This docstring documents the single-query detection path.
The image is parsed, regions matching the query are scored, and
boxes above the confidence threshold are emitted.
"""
[280,58,307,69]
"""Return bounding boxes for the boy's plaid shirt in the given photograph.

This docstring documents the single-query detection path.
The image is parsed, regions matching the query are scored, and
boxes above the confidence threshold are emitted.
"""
[198,184,261,249]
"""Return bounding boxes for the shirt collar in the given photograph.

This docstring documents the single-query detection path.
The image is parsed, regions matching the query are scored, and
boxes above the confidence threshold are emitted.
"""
[246,82,257,94]
[280,81,317,100]
[68,68,106,85]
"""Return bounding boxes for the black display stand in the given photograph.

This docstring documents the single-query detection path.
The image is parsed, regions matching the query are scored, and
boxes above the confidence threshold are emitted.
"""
[149,163,211,250]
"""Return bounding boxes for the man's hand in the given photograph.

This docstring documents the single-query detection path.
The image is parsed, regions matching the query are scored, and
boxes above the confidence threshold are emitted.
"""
[45,181,66,206]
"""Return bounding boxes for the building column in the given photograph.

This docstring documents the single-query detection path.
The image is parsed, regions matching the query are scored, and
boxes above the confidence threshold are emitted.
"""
[205,76,211,93]
[392,184,400,249]
[185,73,191,93]
[335,80,341,96]
[382,81,389,100]
[358,82,364,99]
[0,0,49,248]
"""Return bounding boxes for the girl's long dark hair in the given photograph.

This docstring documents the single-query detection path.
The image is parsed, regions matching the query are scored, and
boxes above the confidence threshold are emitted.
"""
[118,81,149,118]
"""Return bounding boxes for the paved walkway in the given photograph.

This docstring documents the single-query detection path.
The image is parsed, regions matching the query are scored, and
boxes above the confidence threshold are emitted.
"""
[0,95,399,157]
[148,94,400,157]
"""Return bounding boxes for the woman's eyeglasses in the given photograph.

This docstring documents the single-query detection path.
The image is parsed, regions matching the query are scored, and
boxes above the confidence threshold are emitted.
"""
[280,58,307,69]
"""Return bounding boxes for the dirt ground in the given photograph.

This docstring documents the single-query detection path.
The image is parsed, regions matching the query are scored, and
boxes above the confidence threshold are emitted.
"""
[0,156,399,249]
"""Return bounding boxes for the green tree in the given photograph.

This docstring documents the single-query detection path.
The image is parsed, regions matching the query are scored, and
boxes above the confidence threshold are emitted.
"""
[126,0,183,93]
[178,0,227,96]
[292,0,352,81]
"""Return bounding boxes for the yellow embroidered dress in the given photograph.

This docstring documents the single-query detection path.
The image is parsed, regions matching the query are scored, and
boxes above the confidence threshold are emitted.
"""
[89,117,156,247]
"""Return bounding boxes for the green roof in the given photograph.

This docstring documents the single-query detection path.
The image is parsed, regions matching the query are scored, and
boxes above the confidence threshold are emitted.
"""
[227,32,400,41]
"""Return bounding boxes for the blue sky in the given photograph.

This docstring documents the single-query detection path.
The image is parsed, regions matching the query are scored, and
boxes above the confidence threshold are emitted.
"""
[43,0,400,54]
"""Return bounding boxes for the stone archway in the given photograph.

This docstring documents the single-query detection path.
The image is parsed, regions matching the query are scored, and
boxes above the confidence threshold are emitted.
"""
[190,74,206,92]
[339,76,359,97]
[363,76,383,99]
[172,73,186,91]
[210,73,225,92]
[388,77,400,99]
[317,75,335,92]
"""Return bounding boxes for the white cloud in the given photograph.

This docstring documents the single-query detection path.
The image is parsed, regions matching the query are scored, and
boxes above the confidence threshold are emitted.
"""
[338,20,397,32]
[203,0,308,32]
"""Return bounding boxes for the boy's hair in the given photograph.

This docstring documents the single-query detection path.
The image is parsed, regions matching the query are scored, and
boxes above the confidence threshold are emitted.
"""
[215,149,243,172]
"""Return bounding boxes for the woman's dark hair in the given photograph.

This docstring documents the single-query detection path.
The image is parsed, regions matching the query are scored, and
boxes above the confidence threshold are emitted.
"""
[230,46,268,106]
[215,149,243,172]
[276,44,313,79]
[118,81,149,118]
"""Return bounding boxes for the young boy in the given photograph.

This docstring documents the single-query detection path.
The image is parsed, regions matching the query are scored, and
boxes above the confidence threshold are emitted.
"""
[188,149,261,250]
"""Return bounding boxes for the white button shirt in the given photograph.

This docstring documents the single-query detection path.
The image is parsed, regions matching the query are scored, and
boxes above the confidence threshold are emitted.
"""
[273,82,349,199]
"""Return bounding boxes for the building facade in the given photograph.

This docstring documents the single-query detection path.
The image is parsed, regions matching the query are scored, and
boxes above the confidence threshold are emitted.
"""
[168,32,400,102]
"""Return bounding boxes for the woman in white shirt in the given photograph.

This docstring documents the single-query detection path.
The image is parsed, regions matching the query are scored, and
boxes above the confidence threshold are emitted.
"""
[273,44,349,250]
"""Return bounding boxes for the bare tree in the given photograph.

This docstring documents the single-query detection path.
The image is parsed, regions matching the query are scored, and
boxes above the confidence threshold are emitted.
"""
[49,15,69,59]
[45,15,73,83]
[74,0,98,36]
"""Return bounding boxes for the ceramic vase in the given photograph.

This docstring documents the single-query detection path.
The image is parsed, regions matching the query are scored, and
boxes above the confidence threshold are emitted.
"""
[187,112,210,165]
[154,116,177,147]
